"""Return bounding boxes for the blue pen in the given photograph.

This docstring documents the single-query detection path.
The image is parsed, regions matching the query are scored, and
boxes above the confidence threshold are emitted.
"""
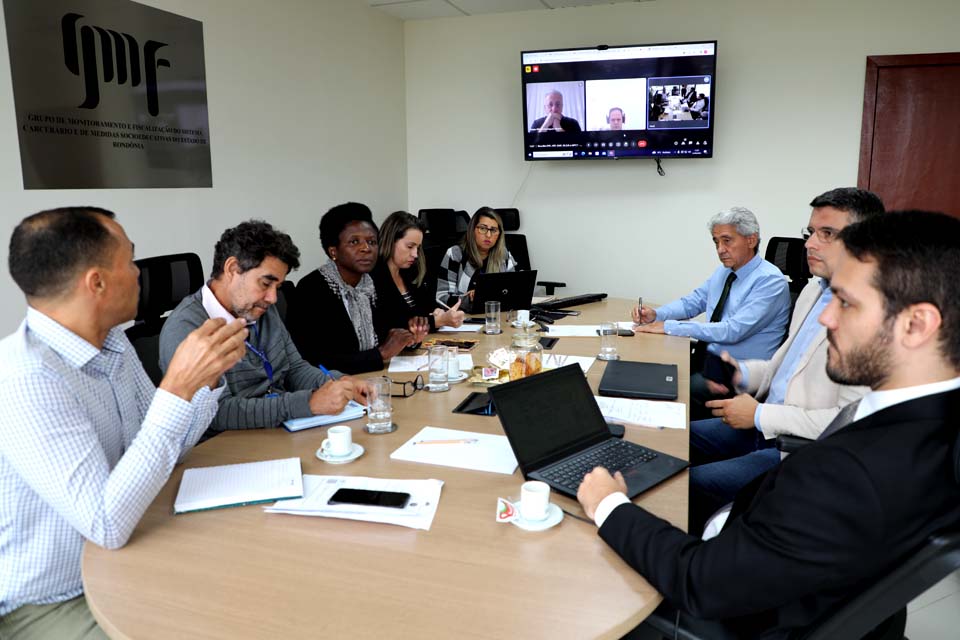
[317,363,333,378]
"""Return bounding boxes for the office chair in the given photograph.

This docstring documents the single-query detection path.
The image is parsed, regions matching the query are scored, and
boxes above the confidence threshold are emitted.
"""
[125,252,204,385]
[275,280,296,325]
[418,208,470,289]
[494,207,566,295]
[765,237,812,313]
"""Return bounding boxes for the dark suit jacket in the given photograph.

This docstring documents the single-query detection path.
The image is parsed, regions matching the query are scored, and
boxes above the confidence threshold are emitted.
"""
[600,387,960,639]
[287,268,390,374]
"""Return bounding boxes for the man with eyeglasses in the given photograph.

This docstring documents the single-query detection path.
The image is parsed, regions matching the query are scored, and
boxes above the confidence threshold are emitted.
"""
[159,220,369,438]
[687,188,884,531]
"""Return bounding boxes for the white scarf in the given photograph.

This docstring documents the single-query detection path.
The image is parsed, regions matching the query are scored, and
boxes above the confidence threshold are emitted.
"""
[319,261,379,350]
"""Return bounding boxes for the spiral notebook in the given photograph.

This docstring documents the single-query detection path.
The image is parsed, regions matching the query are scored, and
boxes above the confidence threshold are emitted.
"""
[174,457,304,514]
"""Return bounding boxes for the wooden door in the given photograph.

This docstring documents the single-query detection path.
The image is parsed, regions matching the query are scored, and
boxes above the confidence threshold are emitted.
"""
[858,53,960,218]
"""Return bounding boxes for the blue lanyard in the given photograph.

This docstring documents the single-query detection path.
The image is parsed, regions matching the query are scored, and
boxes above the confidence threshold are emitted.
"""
[244,325,275,387]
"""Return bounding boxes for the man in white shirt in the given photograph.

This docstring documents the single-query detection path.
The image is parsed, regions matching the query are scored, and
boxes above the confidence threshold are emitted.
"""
[577,210,960,639]
[0,207,247,639]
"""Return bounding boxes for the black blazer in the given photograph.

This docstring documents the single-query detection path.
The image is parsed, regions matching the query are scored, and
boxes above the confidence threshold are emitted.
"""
[287,268,390,375]
[370,263,438,333]
[599,388,960,639]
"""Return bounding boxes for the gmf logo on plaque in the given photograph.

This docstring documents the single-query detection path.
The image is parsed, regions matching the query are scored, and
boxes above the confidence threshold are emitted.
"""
[3,0,212,189]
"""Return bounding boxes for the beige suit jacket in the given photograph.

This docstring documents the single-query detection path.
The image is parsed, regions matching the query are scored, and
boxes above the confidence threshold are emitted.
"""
[741,279,868,440]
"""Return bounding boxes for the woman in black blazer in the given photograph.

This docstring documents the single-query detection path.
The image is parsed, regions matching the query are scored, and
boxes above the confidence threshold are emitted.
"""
[289,202,420,374]
[372,211,465,333]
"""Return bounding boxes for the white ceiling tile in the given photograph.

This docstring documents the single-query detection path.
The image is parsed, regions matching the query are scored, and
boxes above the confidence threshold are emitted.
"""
[450,0,548,16]
[369,1,466,20]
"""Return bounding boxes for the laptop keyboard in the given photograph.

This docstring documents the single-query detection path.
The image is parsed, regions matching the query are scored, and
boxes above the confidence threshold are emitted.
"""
[538,439,658,494]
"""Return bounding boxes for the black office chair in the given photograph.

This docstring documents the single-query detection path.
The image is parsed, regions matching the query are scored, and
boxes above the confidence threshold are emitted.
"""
[494,207,566,295]
[125,252,204,385]
[418,208,470,288]
[765,237,812,315]
[275,279,296,326]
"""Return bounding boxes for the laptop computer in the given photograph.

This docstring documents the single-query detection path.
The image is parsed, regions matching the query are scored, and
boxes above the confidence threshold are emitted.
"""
[598,360,679,400]
[489,364,688,499]
[472,270,537,311]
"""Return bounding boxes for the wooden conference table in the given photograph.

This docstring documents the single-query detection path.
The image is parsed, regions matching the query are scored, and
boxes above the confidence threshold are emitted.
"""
[83,298,691,639]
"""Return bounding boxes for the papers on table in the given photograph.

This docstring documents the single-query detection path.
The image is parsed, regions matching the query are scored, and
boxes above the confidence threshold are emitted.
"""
[388,354,474,373]
[390,426,518,475]
[544,322,633,337]
[283,400,365,432]
[438,324,483,333]
[174,457,303,514]
[541,353,596,373]
[594,396,686,430]
[265,475,443,530]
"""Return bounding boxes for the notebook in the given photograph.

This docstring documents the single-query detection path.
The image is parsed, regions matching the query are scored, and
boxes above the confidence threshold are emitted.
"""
[283,400,365,432]
[472,270,538,311]
[174,457,304,514]
[489,364,688,499]
[598,360,679,400]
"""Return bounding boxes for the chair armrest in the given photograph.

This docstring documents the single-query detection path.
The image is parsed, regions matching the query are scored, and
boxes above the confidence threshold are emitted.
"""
[536,280,566,295]
[776,434,814,454]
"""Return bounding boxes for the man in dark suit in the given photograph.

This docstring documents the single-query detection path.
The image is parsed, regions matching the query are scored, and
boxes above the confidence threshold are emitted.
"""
[578,210,960,639]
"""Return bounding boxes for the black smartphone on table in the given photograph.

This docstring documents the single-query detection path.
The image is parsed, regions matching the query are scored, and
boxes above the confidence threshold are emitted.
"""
[327,488,411,509]
[539,337,559,349]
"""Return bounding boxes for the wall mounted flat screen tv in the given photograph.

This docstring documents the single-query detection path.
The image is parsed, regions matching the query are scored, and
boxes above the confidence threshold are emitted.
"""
[521,41,716,161]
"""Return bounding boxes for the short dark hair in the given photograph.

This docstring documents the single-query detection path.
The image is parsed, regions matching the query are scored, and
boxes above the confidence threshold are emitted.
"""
[840,210,960,369]
[210,220,301,279]
[810,188,885,223]
[8,207,118,299]
[319,202,378,258]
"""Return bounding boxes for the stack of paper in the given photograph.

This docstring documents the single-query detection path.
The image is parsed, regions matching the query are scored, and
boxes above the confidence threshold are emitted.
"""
[283,400,365,432]
[265,475,443,530]
[594,396,686,430]
[437,325,483,333]
[388,354,474,373]
[390,426,518,475]
[174,457,303,514]
[541,353,596,373]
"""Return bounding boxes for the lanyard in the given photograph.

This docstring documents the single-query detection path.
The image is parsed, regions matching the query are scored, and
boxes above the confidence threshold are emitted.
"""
[244,325,275,387]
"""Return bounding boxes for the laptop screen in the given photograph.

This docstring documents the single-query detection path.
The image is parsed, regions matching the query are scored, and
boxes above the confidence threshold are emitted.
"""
[490,365,610,471]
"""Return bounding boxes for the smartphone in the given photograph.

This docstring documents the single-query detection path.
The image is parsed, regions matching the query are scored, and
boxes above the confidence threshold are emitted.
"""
[539,337,559,349]
[327,488,411,509]
[452,391,496,416]
[595,328,635,337]
[703,353,737,389]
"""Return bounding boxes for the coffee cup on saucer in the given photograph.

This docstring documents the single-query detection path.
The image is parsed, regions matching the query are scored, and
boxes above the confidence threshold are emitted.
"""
[320,425,352,457]
[520,480,550,521]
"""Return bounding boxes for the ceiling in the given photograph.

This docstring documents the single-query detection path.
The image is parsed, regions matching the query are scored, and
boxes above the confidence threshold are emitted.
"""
[366,0,649,21]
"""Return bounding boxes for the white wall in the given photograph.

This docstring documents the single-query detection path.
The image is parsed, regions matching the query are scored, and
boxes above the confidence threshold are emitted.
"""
[404,0,960,306]
[0,0,407,334]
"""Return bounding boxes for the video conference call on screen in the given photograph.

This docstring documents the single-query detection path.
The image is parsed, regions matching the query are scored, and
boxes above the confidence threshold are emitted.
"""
[521,41,716,161]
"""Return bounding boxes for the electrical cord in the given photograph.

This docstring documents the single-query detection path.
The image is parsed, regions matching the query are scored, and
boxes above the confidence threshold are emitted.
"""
[656,158,666,176]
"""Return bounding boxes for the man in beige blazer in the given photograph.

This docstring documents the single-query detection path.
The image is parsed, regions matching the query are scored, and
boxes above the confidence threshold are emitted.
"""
[689,188,884,528]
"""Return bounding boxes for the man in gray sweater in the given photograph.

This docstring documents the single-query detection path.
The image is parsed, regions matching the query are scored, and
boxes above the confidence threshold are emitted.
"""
[160,220,368,435]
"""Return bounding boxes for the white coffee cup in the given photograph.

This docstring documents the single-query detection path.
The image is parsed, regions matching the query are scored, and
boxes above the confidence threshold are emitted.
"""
[321,425,353,457]
[520,480,551,521]
[516,309,530,325]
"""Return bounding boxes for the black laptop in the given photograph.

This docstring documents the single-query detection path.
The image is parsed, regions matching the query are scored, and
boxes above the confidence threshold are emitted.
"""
[598,360,679,400]
[472,270,537,311]
[489,364,688,499]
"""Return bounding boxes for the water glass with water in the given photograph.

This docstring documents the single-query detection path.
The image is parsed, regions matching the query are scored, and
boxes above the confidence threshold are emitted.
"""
[427,345,450,392]
[484,301,501,335]
[598,321,620,361]
[365,376,395,433]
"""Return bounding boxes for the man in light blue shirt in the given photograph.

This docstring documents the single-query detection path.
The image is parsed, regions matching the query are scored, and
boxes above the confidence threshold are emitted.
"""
[0,208,247,639]
[634,207,791,414]
[689,188,884,529]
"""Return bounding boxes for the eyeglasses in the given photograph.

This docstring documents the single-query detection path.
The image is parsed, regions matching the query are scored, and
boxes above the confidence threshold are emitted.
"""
[801,226,840,243]
[476,224,501,236]
[388,375,424,398]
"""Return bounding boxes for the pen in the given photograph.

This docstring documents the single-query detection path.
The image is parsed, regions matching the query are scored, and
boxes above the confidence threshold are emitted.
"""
[413,438,478,445]
[318,363,334,377]
[436,299,451,310]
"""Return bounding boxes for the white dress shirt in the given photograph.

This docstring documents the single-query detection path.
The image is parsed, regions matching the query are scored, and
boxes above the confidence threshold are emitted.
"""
[0,308,222,614]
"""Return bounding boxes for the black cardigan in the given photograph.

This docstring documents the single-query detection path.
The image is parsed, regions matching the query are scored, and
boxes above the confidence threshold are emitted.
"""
[287,268,390,374]
[370,263,439,333]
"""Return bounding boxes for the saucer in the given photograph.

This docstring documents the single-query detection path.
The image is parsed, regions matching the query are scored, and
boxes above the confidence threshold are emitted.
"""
[447,371,469,384]
[510,320,537,329]
[512,503,563,531]
[316,443,364,464]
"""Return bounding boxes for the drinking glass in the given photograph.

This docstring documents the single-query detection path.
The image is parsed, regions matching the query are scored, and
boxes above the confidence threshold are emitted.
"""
[484,301,501,335]
[598,321,620,361]
[365,376,396,433]
[427,345,450,392]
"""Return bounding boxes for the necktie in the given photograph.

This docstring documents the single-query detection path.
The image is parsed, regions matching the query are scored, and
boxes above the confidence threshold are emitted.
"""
[817,400,862,440]
[710,271,738,323]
